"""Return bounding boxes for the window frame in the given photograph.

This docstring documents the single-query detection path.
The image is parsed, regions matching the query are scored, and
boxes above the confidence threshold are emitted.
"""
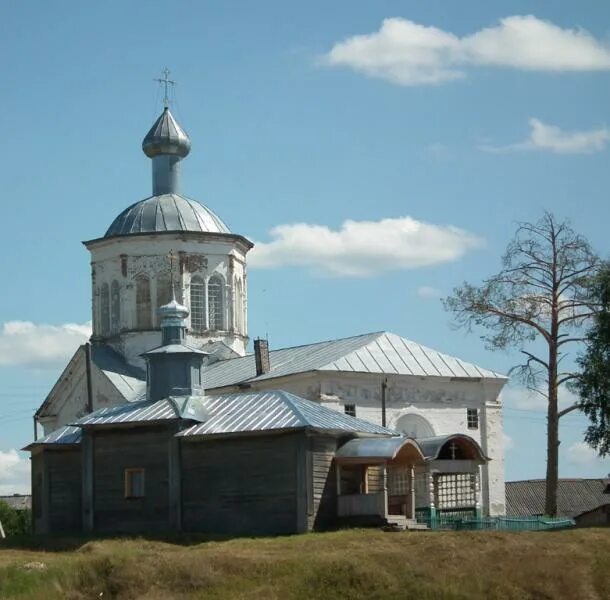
[344,403,356,417]
[190,275,206,332]
[124,467,145,499]
[467,408,479,430]
[207,274,225,331]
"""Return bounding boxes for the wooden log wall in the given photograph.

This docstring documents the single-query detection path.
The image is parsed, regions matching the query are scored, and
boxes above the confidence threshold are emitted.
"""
[181,432,301,535]
[308,435,338,530]
[92,426,171,533]
[47,449,82,533]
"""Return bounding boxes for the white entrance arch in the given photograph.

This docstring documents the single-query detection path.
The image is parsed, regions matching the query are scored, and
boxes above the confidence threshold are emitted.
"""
[395,413,435,439]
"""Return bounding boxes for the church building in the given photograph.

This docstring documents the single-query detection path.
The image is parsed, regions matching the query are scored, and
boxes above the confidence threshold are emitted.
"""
[27,98,508,535]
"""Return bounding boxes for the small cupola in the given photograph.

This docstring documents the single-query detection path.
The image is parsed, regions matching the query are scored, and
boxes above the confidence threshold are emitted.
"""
[142,295,208,402]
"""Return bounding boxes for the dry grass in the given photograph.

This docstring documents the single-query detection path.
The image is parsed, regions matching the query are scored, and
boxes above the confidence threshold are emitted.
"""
[0,528,608,599]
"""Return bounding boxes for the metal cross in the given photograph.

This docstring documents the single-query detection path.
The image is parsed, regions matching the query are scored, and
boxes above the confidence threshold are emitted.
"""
[167,250,179,299]
[155,68,175,108]
[449,441,458,460]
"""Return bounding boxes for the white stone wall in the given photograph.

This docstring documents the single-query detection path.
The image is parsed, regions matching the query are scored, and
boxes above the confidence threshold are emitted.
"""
[38,347,130,436]
[241,370,506,516]
[86,233,250,366]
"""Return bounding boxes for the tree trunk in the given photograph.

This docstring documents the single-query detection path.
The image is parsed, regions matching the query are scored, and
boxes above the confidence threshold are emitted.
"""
[545,326,559,516]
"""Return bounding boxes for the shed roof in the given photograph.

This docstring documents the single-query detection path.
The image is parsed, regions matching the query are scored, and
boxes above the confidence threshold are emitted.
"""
[204,331,506,390]
[178,390,395,438]
[506,479,610,518]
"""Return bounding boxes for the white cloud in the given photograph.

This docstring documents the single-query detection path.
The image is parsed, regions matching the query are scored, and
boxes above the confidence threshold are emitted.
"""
[249,216,482,277]
[502,385,579,412]
[480,118,610,154]
[323,15,610,86]
[0,449,30,495]
[565,442,606,468]
[417,286,442,299]
[503,432,514,451]
[0,321,91,369]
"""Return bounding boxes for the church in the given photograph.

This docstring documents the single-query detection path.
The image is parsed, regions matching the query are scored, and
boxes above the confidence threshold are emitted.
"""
[26,96,508,535]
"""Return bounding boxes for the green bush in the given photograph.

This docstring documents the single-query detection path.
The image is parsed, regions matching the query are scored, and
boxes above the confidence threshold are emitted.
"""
[0,501,31,536]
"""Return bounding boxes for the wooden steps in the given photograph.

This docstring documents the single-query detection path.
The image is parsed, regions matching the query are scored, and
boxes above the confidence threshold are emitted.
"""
[384,515,429,531]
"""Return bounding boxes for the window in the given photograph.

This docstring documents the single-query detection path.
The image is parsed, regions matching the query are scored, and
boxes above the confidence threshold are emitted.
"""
[467,408,479,430]
[124,468,145,498]
[235,278,244,334]
[110,280,120,334]
[156,273,172,318]
[190,276,205,332]
[100,283,110,335]
[135,275,152,329]
[208,274,224,330]
[434,473,476,509]
[388,466,409,496]
[344,403,356,417]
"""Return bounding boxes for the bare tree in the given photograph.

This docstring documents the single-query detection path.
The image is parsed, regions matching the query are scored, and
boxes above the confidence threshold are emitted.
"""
[444,212,598,516]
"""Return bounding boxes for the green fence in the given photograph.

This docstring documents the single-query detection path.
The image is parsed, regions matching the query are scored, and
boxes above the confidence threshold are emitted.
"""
[415,508,574,531]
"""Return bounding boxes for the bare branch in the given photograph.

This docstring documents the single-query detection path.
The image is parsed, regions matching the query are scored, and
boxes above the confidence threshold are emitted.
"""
[558,403,582,418]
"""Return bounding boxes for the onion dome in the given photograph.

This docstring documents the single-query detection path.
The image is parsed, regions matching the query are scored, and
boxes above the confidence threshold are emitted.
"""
[142,107,191,158]
[104,194,230,237]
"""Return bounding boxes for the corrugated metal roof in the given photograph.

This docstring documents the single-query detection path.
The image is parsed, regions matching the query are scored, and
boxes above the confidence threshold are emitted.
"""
[91,345,146,402]
[506,479,610,518]
[74,398,182,426]
[204,331,506,390]
[104,193,230,237]
[178,390,395,438]
[0,495,31,510]
[24,425,82,449]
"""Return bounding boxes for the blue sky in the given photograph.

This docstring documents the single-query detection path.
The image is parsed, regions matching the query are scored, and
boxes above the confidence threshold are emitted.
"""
[1,1,609,491]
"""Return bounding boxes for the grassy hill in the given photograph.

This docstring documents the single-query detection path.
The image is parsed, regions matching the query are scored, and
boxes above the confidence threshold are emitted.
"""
[0,528,608,599]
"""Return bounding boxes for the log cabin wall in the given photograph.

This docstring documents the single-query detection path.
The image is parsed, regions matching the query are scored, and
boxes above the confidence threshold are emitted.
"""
[91,426,172,533]
[180,431,303,535]
[308,435,339,531]
[31,448,82,534]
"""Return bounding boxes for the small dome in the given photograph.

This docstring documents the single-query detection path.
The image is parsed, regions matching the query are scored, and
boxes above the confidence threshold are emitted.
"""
[104,194,230,237]
[142,107,191,158]
[159,298,189,323]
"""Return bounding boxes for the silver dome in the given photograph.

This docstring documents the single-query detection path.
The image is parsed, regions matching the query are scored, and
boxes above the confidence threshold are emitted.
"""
[142,107,191,158]
[105,194,230,237]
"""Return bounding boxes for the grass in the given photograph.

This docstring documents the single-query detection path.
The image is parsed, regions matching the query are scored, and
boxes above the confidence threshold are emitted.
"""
[0,528,608,599]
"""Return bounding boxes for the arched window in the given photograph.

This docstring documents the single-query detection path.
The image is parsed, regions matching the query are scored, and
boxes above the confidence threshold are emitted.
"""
[110,280,120,334]
[208,274,224,330]
[136,275,152,329]
[100,283,110,336]
[395,414,435,439]
[156,272,171,319]
[190,276,205,332]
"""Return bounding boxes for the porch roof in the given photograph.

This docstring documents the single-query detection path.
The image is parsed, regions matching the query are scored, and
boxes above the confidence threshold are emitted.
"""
[335,434,489,463]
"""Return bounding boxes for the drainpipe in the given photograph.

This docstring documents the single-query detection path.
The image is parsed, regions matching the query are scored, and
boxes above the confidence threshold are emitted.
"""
[85,343,94,414]
[381,378,388,427]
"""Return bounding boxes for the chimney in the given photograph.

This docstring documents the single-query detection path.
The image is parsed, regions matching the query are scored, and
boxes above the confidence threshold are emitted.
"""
[254,338,270,376]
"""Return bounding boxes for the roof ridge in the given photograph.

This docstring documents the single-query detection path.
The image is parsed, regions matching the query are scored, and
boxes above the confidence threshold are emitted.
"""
[279,390,310,427]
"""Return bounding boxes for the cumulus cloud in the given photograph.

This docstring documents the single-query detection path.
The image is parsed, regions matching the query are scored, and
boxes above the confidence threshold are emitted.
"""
[0,321,91,369]
[249,216,482,277]
[417,286,442,299]
[480,118,610,154]
[565,442,605,468]
[502,385,579,412]
[323,15,610,86]
[0,449,30,495]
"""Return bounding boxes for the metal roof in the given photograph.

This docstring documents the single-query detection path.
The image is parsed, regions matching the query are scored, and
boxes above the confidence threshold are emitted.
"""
[335,436,421,461]
[142,107,191,158]
[0,495,31,510]
[335,433,487,462]
[506,479,610,518]
[23,425,82,449]
[72,395,208,427]
[178,390,395,438]
[104,193,230,237]
[91,345,146,402]
[204,331,506,390]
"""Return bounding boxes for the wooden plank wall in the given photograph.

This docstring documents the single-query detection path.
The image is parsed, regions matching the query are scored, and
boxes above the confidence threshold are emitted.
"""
[47,449,82,533]
[93,427,171,533]
[31,452,46,534]
[308,435,338,530]
[181,432,301,535]
[367,465,385,493]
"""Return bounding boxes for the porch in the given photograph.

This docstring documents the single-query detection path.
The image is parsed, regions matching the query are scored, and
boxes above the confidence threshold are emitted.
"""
[333,434,488,524]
